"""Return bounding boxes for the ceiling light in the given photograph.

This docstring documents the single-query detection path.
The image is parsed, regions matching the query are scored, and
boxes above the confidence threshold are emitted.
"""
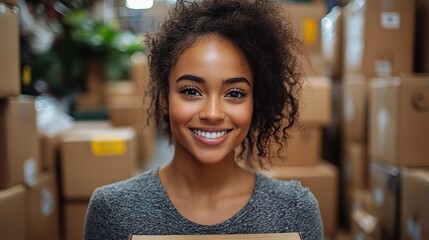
[125,0,153,9]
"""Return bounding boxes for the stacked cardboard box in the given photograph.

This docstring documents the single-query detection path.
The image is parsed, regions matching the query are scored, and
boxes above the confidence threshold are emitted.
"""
[331,0,418,239]
[106,53,157,169]
[400,169,429,240]
[0,185,27,240]
[368,74,429,240]
[283,2,327,77]
[0,0,20,98]
[59,121,139,240]
[263,3,341,238]
[1,3,62,237]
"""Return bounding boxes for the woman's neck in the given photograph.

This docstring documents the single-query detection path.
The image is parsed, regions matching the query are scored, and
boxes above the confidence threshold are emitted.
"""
[159,152,254,202]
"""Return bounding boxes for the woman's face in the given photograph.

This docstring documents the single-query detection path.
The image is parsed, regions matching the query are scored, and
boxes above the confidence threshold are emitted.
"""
[168,35,254,165]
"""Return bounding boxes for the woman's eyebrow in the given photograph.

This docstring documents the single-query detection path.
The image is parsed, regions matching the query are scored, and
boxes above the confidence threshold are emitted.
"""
[176,74,204,83]
[176,75,251,86]
[223,77,251,86]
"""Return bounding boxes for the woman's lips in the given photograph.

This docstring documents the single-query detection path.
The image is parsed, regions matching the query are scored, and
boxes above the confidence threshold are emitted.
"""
[189,128,231,146]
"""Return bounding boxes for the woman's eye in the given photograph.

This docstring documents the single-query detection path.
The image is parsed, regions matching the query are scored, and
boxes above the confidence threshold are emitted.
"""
[180,87,201,96]
[225,89,246,99]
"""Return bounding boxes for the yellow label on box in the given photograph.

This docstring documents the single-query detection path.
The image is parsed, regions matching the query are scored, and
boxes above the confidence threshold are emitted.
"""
[303,18,317,46]
[91,140,126,156]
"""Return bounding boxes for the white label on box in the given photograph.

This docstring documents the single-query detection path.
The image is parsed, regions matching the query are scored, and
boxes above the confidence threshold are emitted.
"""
[373,186,384,208]
[24,158,37,187]
[375,60,392,76]
[41,186,54,217]
[377,108,389,154]
[407,218,421,240]
[381,12,400,29]
[344,95,355,123]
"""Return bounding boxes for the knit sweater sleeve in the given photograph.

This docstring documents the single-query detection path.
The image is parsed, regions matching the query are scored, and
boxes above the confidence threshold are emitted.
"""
[294,185,324,240]
[84,187,118,240]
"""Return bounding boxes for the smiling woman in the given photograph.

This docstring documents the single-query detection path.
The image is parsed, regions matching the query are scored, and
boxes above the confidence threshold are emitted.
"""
[84,1,324,240]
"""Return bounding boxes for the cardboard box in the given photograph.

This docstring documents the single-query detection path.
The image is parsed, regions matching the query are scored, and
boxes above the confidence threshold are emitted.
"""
[283,3,326,55]
[73,120,112,130]
[39,133,61,171]
[351,208,382,240]
[107,95,146,126]
[130,233,302,240]
[300,76,332,126]
[343,140,369,190]
[261,161,338,238]
[401,168,429,240]
[0,2,20,98]
[415,0,429,73]
[270,125,321,166]
[0,185,27,240]
[135,124,156,167]
[321,6,343,78]
[342,74,367,142]
[368,74,429,167]
[60,126,139,199]
[105,80,138,98]
[346,188,375,229]
[130,52,150,96]
[63,201,88,240]
[370,160,400,240]
[26,171,60,240]
[343,0,415,76]
[0,96,40,188]
[282,3,327,76]
[107,95,156,165]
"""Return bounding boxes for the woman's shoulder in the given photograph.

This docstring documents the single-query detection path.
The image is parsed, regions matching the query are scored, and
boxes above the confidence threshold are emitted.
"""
[255,172,317,205]
[91,168,159,200]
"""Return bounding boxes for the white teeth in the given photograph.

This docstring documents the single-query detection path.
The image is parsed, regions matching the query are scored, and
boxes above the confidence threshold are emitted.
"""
[192,130,227,139]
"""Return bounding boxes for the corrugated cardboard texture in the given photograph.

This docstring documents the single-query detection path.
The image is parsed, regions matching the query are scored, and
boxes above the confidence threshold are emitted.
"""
[130,233,302,240]
[63,201,89,240]
[26,171,60,240]
[342,74,367,143]
[60,125,139,200]
[343,0,415,76]
[107,95,156,165]
[282,3,327,76]
[261,161,338,238]
[343,140,369,190]
[0,96,40,188]
[39,133,60,171]
[369,160,400,240]
[300,76,332,126]
[0,3,20,97]
[351,208,381,240]
[369,75,429,167]
[270,125,321,166]
[401,168,429,240]
[0,185,27,240]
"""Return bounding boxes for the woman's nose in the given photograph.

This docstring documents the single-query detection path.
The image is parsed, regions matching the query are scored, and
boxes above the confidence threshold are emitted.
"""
[199,96,225,122]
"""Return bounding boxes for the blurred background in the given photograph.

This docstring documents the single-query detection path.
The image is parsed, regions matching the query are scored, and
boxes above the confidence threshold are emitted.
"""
[0,0,428,239]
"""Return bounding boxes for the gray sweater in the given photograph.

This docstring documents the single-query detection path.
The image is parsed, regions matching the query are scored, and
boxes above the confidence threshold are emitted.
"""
[84,169,324,240]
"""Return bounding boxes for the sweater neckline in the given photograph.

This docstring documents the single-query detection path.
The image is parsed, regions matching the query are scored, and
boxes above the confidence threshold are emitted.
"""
[150,168,261,231]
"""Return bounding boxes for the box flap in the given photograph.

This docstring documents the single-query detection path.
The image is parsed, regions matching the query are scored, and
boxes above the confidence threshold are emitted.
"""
[129,233,302,240]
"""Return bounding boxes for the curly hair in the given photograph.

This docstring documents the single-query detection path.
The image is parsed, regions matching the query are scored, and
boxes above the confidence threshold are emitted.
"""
[145,0,305,169]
